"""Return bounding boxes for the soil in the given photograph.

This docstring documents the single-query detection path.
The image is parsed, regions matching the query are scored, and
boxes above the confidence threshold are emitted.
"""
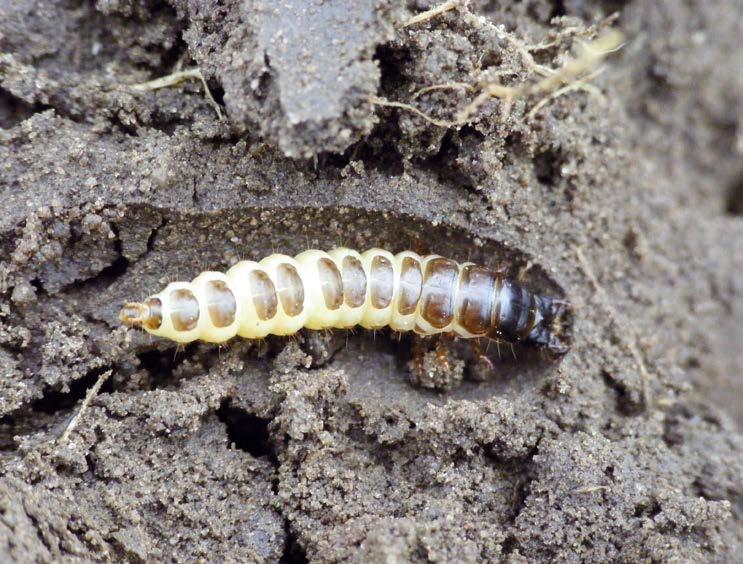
[1,0,742,562]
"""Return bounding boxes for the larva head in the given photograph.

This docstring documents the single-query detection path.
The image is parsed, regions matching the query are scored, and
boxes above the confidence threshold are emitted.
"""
[546,299,573,356]
[119,298,163,331]
[526,297,573,357]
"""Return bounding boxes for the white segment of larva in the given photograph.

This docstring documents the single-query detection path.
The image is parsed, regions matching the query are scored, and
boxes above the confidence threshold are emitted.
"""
[258,254,307,336]
[327,248,367,328]
[359,248,396,329]
[192,271,241,343]
[294,249,341,330]
[119,247,572,355]
[224,261,276,339]
[389,249,421,333]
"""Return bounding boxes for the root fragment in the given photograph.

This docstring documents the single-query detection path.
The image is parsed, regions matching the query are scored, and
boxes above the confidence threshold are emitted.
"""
[131,68,224,120]
[59,369,112,443]
[411,82,476,100]
[526,31,624,98]
[386,6,624,128]
[404,0,461,28]
[370,96,457,128]
[573,485,611,494]
[526,71,605,120]
[456,83,520,123]
[458,30,624,123]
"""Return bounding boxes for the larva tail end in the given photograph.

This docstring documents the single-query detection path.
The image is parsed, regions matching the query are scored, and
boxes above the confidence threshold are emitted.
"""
[119,302,148,327]
[119,299,163,331]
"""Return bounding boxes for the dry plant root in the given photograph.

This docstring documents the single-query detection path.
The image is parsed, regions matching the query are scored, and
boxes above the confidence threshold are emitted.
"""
[131,68,224,120]
[404,0,462,28]
[369,96,456,128]
[59,369,112,443]
[379,3,625,127]
[459,30,625,122]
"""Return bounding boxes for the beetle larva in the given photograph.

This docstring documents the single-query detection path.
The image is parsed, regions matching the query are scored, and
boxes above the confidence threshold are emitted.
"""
[119,248,571,355]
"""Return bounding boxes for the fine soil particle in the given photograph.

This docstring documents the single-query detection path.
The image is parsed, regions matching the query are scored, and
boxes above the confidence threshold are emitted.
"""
[1,0,742,562]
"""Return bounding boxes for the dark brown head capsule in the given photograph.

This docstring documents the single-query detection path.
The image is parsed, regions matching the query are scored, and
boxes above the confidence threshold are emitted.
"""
[523,296,573,356]
[487,279,572,356]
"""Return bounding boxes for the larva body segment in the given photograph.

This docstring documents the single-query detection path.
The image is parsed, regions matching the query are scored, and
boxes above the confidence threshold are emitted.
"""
[120,248,571,355]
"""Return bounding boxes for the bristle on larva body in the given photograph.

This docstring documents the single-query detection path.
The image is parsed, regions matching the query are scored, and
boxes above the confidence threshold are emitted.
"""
[119,248,571,355]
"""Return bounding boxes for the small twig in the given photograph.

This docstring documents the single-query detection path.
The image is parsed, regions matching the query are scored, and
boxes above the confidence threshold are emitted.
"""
[404,0,460,27]
[60,370,112,443]
[131,68,224,120]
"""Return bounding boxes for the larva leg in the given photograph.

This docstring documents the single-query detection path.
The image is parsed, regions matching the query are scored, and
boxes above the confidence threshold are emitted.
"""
[408,334,464,392]
[409,334,427,381]
[302,329,344,368]
[434,333,454,373]
[468,338,496,382]
[411,237,431,257]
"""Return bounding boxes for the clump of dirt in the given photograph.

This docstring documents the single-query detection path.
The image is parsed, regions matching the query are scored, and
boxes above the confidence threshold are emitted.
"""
[169,0,402,157]
[1,0,742,561]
